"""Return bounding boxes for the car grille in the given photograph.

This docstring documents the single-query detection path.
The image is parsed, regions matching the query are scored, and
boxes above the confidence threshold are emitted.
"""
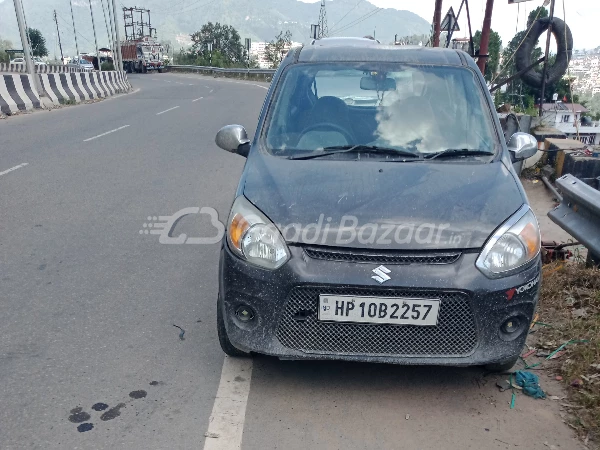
[276,286,477,357]
[303,247,461,265]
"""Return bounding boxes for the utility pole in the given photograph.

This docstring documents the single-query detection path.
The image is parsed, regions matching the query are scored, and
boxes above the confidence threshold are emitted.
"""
[12,0,42,94]
[318,0,328,39]
[54,10,64,63]
[88,0,102,71]
[13,0,34,73]
[433,0,443,47]
[69,0,80,63]
[103,0,118,69]
[110,0,123,71]
[539,0,556,117]
[476,0,494,75]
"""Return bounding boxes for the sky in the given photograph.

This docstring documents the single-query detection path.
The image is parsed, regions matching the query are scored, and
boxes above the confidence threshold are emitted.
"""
[300,0,600,50]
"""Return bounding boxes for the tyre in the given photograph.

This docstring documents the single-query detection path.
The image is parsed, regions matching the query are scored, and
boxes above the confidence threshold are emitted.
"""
[157,68,163,73]
[485,357,519,373]
[217,299,249,357]
[515,17,573,88]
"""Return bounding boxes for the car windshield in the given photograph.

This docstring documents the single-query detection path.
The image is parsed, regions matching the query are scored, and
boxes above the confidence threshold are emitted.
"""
[263,63,499,159]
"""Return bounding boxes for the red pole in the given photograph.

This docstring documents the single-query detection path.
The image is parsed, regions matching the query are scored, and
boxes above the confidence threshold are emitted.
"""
[477,0,494,75]
[433,0,443,47]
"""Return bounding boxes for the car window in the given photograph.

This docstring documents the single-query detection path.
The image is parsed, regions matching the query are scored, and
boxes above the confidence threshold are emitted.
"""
[263,63,499,157]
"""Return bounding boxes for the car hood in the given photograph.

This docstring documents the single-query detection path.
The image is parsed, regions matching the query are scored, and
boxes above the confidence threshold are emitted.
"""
[242,154,524,250]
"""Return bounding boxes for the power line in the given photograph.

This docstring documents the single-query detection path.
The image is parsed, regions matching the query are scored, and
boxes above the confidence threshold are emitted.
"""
[329,7,383,36]
[56,13,94,46]
[329,0,365,33]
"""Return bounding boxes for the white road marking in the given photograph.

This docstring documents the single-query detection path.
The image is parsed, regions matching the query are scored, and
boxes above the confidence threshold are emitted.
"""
[209,89,214,93]
[156,106,180,115]
[83,125,130,142]
[0,163,29,177]
[192,97,203,102]
[204,356,253,450]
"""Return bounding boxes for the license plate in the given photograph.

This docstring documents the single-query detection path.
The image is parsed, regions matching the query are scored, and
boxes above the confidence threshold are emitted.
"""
[318,295,440,326]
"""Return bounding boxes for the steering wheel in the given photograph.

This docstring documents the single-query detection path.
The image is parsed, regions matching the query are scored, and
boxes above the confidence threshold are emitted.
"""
[299,122,354,145]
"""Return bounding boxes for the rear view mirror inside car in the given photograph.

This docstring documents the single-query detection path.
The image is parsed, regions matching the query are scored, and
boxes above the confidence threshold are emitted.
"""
[360,76,396,91]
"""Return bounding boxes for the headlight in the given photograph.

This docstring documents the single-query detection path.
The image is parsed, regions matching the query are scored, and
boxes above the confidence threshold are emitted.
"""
[476,205,541,278]
[227,196,290,270]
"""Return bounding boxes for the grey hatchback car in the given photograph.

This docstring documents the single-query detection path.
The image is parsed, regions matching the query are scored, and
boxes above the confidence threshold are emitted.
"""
[214,38,541,371]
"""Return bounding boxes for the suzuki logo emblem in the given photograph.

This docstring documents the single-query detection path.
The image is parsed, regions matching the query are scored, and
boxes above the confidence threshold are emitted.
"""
[371,265,391,284]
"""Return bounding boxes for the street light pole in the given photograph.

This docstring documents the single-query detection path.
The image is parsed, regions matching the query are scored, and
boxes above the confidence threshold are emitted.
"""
[88,0,102,72]
[110,0,123,71]
[69,0,81,64]
[13,0,34,74]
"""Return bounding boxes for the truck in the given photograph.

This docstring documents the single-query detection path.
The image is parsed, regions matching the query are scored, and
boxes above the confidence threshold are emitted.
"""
[121,36,165,73]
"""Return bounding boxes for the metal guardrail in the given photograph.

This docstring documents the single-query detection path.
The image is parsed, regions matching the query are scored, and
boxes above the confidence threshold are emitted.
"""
[548,174,600,264]
[167,65,276,76]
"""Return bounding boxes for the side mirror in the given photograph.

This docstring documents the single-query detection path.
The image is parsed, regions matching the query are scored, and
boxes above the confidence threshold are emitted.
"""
[215,124,250,157]
[507,132,538,161]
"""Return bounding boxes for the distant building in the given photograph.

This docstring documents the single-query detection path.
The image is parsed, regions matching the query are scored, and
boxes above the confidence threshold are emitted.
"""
[250,41,301,69]
[175,33,192,47]
[542,102,600,145]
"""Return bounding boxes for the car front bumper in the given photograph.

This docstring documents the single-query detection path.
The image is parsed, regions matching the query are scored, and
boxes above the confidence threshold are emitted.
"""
[218,244,541,366]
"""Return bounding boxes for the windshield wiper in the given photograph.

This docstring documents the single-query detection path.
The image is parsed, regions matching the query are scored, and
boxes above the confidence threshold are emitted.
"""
[288,145,421,161]
[424,149,495,160]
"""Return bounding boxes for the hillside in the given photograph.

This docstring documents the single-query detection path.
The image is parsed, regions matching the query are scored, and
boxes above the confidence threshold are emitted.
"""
[0,0,430,56]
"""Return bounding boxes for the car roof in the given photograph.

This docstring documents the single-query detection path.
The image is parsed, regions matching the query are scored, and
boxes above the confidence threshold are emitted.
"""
[297,38,464,66]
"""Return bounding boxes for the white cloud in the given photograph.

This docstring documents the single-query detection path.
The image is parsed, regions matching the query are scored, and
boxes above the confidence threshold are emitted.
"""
[299,0,600,50]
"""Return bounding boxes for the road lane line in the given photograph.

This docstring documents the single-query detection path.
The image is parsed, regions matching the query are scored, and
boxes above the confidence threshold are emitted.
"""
[83,125,130,142]
[0,163,29,178]
[192,97,203,102]
[156,106,180,115]
[204,356,253,450]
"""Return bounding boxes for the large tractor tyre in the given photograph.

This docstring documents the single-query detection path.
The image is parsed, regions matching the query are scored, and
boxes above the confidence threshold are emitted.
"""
[515,17,573,89]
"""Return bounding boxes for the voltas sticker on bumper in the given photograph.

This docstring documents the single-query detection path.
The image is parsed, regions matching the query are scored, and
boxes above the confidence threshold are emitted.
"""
[506,274,540,301]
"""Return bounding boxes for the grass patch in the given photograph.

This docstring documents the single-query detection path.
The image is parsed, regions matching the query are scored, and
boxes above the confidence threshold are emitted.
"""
[536,261,600,440]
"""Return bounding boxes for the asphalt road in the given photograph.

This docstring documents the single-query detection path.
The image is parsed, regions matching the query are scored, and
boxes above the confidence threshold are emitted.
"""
[0,72,583,450]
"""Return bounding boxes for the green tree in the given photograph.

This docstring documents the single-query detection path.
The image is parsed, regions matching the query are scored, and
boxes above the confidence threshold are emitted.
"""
[0,37,13,63]
[473,30,502,82]
[264,31,292,69]
[27,28,48,57]
[189,22,246,67]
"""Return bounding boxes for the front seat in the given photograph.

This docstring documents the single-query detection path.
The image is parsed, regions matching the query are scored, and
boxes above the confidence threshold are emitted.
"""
[297,96,356,150]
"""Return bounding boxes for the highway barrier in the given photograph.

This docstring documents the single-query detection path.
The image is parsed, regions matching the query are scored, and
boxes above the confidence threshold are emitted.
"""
[0,73,41,115]
[549,174,600,266]
[167,65,276,82]
[0,63,87,73]
[39,71,130,105]
[0,71,130,115]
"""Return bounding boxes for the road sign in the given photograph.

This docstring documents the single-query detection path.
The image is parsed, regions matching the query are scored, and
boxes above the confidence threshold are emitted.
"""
[440,7,460,32]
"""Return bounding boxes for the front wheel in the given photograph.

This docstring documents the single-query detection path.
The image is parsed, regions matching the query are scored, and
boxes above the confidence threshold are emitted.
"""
[157,68,163,73]
[217,299,249,357]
